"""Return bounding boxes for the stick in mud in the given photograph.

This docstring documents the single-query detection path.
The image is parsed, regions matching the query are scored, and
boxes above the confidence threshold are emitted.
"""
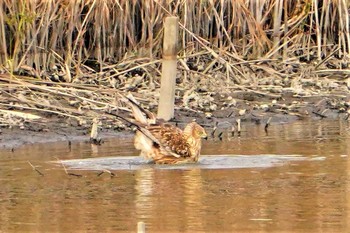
[56,157,82,177]
[218,132,223,141]
[236,119,241,136]
[211,122,218,138]
[265,117,272,133]
[231,124,235,137]
[97,169,116,177]
[90,117,102,145]
[27,161,44,176]
[227,110,234,118]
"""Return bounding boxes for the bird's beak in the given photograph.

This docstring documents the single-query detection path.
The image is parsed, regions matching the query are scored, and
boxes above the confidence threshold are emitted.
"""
[202,133,208,140]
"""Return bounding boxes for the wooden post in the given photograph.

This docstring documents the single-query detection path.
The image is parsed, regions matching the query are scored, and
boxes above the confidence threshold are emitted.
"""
[157,17,178,121]
[137,221,145,233]
[272,0,282,58]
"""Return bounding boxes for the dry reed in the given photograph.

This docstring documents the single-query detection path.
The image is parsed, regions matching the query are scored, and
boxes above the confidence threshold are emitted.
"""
[0,0,349,74]
[0,0,349,126]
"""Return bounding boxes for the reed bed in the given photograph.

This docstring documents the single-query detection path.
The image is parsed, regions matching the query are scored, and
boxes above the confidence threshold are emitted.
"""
[0,0,349,127]
[1,0,349,73]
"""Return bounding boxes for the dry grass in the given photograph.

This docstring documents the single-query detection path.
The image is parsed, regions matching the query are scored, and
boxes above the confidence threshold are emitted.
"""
[0,0,349,126]
[1,0,349,73]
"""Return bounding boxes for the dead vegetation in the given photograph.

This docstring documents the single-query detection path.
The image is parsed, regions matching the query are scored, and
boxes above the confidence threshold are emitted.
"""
[0,0,350,130]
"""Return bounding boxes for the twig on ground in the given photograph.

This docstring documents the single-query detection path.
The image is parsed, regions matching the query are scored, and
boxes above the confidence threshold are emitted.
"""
[312,110,327,118]
[27,161,44,176]
[56,157,83,177]
[97,169,116,177]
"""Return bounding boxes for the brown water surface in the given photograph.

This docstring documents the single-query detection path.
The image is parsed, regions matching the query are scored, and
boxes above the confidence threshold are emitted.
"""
[1,120,350,232]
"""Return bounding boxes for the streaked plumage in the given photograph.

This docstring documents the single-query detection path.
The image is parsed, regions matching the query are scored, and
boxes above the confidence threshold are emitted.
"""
[121,94,207,164]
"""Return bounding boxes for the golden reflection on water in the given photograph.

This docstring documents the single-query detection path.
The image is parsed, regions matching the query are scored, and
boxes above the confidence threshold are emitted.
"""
[134,168,206,232]
[0,120,350,232]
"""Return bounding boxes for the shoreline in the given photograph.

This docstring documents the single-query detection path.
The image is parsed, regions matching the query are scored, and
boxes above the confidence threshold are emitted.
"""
[1,101,347,150]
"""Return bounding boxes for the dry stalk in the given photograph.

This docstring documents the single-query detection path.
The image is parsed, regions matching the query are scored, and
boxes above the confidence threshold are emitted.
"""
[27,161,44,176]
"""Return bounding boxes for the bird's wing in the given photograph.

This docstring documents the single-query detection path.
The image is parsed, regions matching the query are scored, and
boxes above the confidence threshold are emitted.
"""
[121,93,156,125]
[106,111,161,145]
[113,93,192,159]
[146,124,191,158]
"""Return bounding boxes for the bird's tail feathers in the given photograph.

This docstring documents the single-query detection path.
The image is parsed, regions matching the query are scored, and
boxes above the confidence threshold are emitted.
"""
[106,111,160,146]
[105,111,140,128]
[121,93,155,125]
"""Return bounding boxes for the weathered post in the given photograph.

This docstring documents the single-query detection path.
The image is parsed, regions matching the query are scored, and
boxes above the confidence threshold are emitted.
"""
[137,221,145,233]
[157,17,178,121]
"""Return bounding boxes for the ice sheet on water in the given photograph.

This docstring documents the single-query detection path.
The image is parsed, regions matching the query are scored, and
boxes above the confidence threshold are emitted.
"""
[56,154,309,171]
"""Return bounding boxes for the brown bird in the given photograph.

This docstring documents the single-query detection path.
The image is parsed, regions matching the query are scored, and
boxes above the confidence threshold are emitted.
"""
[116,94,207,164]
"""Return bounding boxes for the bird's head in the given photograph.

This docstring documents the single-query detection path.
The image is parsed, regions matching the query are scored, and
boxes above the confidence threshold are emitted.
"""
[184,122,207,140]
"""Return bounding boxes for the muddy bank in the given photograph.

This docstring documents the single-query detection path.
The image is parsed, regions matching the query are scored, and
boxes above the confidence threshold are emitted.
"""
[1,89,349,150]
[0,120,129,150]
[1,48,350,151]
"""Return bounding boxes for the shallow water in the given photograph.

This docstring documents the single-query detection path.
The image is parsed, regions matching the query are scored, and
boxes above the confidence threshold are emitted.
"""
[1,120,350,232]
